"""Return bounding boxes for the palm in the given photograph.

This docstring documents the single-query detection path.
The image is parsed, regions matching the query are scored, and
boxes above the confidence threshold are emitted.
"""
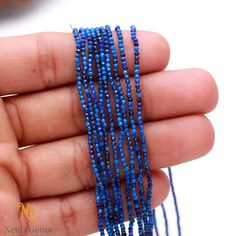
[0,32,218,236]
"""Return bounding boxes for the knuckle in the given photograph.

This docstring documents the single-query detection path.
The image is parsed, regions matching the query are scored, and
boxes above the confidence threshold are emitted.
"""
[18,151,32,199]
[0,140,19,169]
[0,143,13,167]
[141,76,154,121]
[71,137,95,190]
[0,144,22,191]
[69,86,82,134]
[34,33,57,89]
[59,195,77,236]
[4,99,24,144]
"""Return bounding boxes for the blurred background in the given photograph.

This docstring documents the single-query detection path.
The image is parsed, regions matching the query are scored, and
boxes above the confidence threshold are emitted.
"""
[0,0,235,235]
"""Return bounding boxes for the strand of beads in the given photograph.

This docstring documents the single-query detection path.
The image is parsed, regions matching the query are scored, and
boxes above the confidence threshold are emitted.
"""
[97,26,129,235]
[115,26,147,235]
[94,27,124,235]
[84,28,116,235]
[130,25,154,233]
[104,25,138,235]
[101,26,135,235]
[73,28,106,235]
[72,25,155,236]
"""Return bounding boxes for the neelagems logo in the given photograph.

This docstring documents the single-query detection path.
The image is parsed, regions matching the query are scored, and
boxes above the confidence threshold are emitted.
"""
[17,203,37,222]
[3,203,52,234]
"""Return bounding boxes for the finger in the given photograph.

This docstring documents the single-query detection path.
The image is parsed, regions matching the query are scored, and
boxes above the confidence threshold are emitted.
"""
[0,98,18,146]
[0,31,169,95]
[21,170,169,236]
[18,115,214,200]
[4,68,218,146]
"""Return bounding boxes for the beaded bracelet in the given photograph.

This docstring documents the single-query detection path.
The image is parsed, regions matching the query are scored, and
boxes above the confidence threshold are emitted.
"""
[72,25,181,236]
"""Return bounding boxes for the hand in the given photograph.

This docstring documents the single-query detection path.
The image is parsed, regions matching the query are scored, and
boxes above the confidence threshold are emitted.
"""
[0,31,218,235]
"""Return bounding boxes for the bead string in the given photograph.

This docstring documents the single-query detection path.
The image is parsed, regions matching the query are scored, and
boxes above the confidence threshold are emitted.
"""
[93,28,123,235]
[115,26,148,235]
[73,25,155,235]
[94,27,125,234]
[130,26,154,233]
[73,28,106,235]
[72,25,183,236]
[83,28,115,234]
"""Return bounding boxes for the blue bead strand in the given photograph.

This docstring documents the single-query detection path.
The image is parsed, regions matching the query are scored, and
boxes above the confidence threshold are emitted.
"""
[153,209,160,236]
[125,26,151,233]
[72,28,106,235]
[97,28,135,235]
[101,26,141,235]
[98,26,135,235]
[95,27,130,236]
[84,28,116,235]
[81,28,111,234]
[72,25,164,236]
[105,25,136,236]
[104,28,147,233]
[91,27,124,235]
[130,25,155,234]
[168,167,182,236]
[77,27,117,235]
[161,204,169,236]
[116,25,155,234]
[114,25,147,235]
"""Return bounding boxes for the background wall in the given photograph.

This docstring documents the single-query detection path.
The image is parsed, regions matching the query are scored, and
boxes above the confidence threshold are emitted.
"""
[0,0,235,235]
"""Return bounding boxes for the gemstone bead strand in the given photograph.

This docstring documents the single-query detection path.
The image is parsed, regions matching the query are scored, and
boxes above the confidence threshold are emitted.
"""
[95,27,129,235]
[115,26,148,235]
[85,28,116,235]
[130,25,154,234]
[101,26,141,236]
[72,28,106,235]
[92,27,123,235]
[72,25,155,236]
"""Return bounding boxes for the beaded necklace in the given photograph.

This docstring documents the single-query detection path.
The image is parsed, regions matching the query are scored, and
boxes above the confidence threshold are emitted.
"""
[72,25,181,236]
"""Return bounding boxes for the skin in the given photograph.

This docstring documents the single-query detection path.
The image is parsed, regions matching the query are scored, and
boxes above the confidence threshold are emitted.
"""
[0,0,28,7]
[0,31,218,236]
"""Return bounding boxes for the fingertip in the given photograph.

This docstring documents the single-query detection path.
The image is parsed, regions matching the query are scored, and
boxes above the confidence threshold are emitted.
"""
[153,32,171,70]
[197,114,215,158]
[151,170,170,207]
[138,31,170,72]
[196,68,219,113]
[188,68,219,113]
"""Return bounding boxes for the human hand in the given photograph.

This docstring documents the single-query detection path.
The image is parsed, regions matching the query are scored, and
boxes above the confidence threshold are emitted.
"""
[0,31,218,235]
